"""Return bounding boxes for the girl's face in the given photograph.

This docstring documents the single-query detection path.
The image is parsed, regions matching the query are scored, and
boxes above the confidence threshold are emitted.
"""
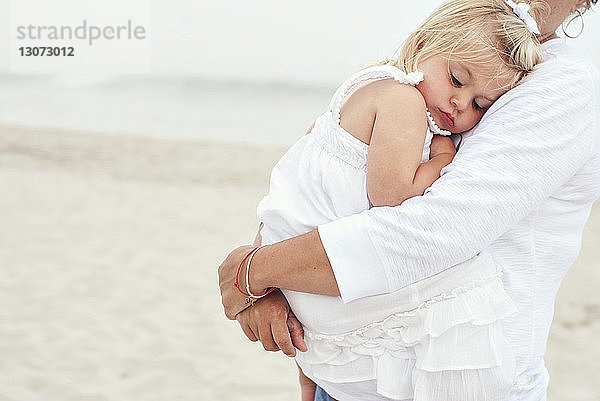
[416,55,511,133]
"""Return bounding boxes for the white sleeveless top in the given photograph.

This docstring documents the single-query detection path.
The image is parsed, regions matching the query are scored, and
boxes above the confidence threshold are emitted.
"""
[328,65,451,162]
[257,65,516,401]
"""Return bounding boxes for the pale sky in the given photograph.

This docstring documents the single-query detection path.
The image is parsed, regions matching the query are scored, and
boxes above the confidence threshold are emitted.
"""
[2,0,599,86]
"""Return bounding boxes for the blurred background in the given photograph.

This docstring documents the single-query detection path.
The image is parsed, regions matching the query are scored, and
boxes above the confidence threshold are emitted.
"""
[1,1,599,400]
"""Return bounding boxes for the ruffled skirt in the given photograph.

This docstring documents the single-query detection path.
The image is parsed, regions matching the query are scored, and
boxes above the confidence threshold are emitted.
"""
[292,252,518,401]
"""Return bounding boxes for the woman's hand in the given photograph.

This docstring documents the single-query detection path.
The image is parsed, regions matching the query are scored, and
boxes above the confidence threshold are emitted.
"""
[218,245,258,319]
[219,226,265,319]
[219,231,339,320]
[235,290,307,357]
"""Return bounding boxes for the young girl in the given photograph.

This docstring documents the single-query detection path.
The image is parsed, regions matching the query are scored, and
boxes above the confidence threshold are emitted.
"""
[248,0,546,400]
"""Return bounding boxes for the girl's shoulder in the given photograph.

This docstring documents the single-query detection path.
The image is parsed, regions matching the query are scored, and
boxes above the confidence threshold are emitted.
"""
[365,78,425,107]
[343,78,426,113]
[339,79,427,144]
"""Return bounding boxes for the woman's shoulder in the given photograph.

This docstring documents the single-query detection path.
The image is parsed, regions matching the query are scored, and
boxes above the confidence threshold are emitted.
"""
[537,40,599,89]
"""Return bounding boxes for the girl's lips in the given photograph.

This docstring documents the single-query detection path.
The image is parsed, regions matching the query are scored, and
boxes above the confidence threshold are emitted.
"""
[438,108,455,127]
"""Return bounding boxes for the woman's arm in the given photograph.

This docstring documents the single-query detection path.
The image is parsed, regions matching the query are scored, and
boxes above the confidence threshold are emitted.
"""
[365,83,455,206]
[220,58,597,316]
[219,232,336,319]
[220,85,455,317]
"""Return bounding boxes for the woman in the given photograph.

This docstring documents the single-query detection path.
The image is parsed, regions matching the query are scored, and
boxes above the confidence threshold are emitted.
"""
[219,1,599,400]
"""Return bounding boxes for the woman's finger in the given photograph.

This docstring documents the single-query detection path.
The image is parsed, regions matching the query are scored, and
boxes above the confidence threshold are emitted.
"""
[288,314,307,352]
[271,317,296,357]
[241,323,258,342]
[236,313,258,342]
[258,321,280,352]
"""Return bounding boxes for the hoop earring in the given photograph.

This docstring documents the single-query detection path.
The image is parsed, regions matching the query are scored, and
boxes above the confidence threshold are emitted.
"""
[562,9,584,39]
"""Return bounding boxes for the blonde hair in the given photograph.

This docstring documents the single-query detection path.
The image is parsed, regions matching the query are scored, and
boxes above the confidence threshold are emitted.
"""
[384,0,547,90]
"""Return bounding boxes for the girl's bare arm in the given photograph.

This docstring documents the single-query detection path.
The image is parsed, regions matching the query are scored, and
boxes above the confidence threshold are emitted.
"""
[363,82,456,207]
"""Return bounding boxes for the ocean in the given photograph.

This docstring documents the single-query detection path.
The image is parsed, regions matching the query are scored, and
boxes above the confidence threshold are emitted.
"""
[1,1,599,146]
[0,75,331,147]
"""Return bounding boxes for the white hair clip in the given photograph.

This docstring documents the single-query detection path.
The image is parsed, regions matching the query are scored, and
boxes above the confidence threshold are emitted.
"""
[506,0,541,34]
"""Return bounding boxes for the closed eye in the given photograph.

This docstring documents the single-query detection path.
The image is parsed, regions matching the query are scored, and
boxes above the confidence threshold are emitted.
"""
[472,99,484,111]
[450,73,462,88]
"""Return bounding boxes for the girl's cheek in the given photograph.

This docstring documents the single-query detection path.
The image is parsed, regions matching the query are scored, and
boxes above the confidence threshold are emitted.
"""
[421,83,433,103]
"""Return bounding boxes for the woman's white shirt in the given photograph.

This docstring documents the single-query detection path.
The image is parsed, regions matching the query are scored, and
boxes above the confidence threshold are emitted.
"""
[318,38,600,399]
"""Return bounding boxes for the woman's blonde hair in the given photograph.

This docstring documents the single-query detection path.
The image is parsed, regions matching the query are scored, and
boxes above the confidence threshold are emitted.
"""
[385,0,547,90]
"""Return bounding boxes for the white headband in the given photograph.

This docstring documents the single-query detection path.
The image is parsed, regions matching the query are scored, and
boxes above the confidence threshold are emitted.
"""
[506,0,541,34]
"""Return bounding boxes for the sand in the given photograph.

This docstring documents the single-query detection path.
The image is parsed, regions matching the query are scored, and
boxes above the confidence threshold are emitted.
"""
[1,126,598,401]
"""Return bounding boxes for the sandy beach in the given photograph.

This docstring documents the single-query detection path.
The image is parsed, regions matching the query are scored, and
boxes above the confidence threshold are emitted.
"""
[1,126,598,401]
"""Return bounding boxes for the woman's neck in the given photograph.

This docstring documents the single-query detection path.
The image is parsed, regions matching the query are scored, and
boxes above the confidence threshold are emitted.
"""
[538,31,559,43]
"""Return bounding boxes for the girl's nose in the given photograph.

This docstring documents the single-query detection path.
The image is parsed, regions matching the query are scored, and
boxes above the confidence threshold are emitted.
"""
[450,95,466,111]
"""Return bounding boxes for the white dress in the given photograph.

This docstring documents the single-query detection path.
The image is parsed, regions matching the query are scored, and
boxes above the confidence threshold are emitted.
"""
[257,65,518,401]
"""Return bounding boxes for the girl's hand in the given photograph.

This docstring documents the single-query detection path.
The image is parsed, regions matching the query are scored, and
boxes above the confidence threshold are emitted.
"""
[429,135,457,159]
[252,223,263,247]
[306,120,316,135]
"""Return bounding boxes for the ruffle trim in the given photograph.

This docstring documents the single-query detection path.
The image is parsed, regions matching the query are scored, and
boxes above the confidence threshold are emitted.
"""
[311,114,369,171]
[426,108,452,137]
[329,65,424,125]
[296,275,518,400]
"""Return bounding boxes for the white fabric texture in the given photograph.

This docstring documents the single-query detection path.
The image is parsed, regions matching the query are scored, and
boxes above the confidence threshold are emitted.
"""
[295,253,518,401]
[257,65,518,400]
[318,39,600,400]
